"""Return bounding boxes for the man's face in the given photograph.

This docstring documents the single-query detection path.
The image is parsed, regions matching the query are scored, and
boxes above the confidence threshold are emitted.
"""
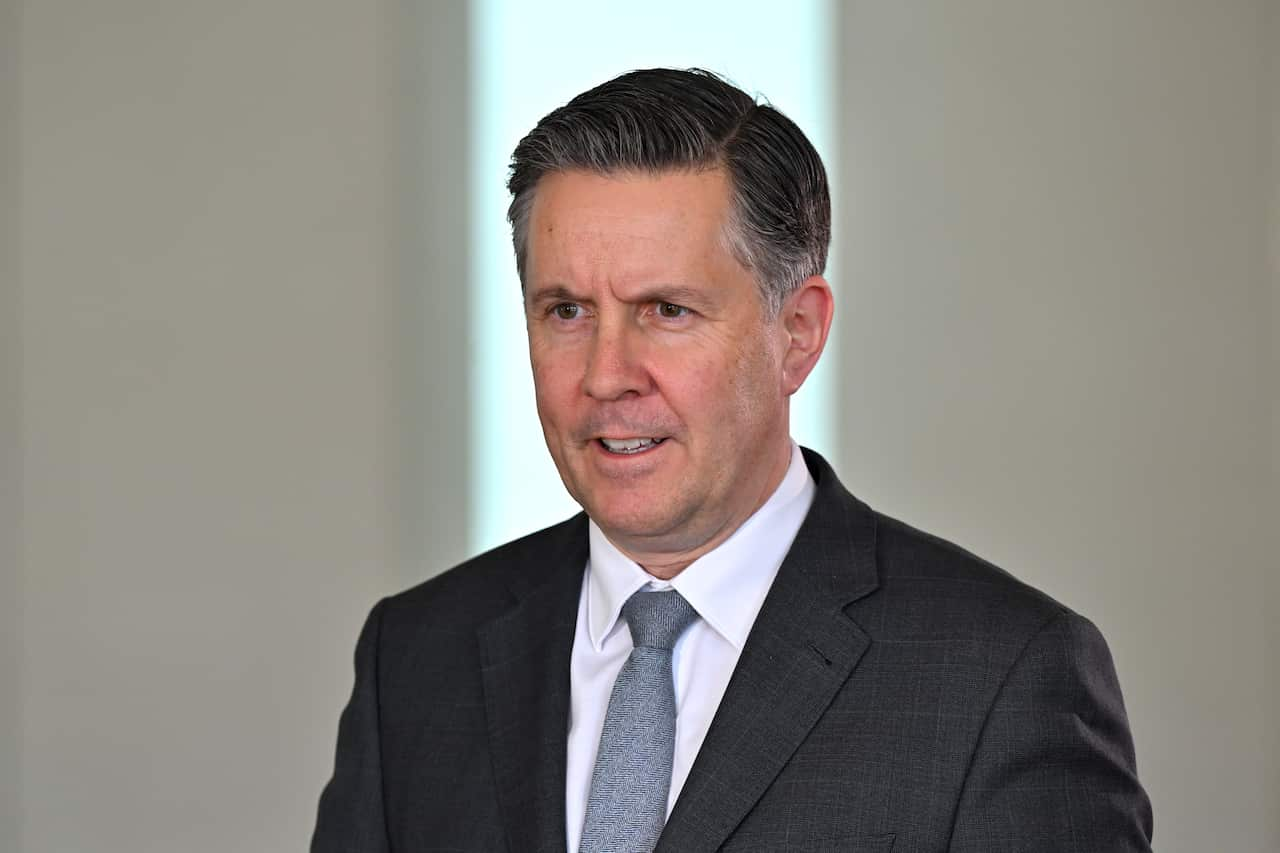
[523,168,795,561]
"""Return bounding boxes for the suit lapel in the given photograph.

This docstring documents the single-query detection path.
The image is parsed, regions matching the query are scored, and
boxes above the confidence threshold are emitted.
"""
[478,516,588,853]
[659,450,880,852]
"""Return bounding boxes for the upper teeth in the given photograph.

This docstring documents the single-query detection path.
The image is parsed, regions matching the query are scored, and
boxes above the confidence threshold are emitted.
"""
[602,437,658,453]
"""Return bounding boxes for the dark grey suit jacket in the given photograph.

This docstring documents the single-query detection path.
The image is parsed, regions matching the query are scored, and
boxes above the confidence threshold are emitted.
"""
[312,449,1152,852]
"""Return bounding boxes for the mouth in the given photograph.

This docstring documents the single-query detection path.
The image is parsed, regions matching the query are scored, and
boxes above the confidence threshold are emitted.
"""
[597,437,667,455]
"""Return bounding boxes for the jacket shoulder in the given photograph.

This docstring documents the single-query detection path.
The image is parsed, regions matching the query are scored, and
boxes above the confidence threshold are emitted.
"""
[864,511,1071,643]
[378,513,587,631]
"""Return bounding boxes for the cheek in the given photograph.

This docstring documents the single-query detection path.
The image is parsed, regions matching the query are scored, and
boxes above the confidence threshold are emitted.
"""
[529,348,588,435]
[652,349,749,435]
[530,358,575,431]
[652,346,719,394]
[728,339,785,422]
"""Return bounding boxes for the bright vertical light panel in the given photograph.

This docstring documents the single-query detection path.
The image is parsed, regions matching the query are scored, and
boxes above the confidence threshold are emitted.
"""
[471,1,836,553]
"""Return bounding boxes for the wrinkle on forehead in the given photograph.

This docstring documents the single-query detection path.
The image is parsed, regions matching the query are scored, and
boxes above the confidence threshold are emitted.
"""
[525,168,738,292]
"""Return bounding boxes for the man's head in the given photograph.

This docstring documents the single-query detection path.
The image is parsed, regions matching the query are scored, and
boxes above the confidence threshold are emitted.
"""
[508,69,834,575]
[508,68,830,315]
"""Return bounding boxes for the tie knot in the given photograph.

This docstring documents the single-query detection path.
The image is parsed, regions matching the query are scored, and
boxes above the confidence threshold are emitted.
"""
[622,589,698,651]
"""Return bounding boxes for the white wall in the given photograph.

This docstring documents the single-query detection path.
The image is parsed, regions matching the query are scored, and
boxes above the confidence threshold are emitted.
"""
[837,2,1279,851]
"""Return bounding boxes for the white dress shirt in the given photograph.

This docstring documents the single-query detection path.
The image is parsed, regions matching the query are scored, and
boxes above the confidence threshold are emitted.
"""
[564,442,816,851]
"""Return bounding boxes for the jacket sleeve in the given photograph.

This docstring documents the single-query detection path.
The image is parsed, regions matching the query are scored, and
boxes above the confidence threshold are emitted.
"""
[311,599,391,853]
[949,610,1154,852]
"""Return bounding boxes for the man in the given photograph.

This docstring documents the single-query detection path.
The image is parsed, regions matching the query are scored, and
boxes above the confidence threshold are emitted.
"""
[313,69,1152,852]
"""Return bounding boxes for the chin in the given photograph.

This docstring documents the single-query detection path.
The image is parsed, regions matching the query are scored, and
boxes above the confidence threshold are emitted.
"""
[564,456,697,540]
[587,499,664,532]
[584,497,685,544]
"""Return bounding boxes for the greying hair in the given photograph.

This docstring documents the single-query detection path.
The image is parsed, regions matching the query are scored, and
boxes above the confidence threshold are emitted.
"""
[506,68,830,315]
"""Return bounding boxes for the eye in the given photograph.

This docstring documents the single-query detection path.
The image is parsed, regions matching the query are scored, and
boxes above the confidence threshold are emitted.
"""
[551,303,580,320]
[657,302,689,319]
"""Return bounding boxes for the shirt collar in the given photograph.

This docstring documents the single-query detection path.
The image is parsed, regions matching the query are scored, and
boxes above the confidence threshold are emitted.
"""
[586,442,816,651]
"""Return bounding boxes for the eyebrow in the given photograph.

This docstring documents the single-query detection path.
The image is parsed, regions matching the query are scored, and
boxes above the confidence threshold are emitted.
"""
[630,285,712,309]
[525,285,587,310]
[526,283,713,310]
[526,284,580,303]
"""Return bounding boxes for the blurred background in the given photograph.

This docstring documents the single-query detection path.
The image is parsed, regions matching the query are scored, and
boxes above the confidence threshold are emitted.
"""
[2,1,1277,851]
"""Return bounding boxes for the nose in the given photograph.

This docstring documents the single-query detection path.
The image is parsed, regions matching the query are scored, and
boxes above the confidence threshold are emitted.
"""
[581,318,651,401]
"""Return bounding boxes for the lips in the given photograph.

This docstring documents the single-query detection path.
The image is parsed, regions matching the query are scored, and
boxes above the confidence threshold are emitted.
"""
[599,437,666,455]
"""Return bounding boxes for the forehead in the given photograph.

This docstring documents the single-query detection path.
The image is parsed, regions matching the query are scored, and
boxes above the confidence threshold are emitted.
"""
[524,168,738,286]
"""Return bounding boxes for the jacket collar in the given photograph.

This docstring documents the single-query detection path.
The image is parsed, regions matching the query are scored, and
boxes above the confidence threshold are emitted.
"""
[658,447,880,851]
[477,514,587,853]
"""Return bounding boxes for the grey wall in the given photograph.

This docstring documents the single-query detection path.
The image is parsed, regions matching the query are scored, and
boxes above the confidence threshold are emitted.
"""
[1268,0,1280,832]
[13,1,428,850]
[837,2,1279,851]
[5,1,1278,851]
[2,1,23,851]
[396,0,472,576]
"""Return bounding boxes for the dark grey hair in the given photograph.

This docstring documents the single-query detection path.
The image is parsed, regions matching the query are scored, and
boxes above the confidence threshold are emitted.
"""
[506,68,830,315]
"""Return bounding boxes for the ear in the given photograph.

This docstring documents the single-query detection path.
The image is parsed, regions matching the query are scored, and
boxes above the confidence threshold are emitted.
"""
[778,275,834,397]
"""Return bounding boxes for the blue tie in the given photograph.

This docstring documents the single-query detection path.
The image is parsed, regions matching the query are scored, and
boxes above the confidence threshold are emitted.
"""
[578,589,699,853]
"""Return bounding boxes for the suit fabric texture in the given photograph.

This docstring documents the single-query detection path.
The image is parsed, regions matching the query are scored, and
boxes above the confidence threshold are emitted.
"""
[312,449,1153,852]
